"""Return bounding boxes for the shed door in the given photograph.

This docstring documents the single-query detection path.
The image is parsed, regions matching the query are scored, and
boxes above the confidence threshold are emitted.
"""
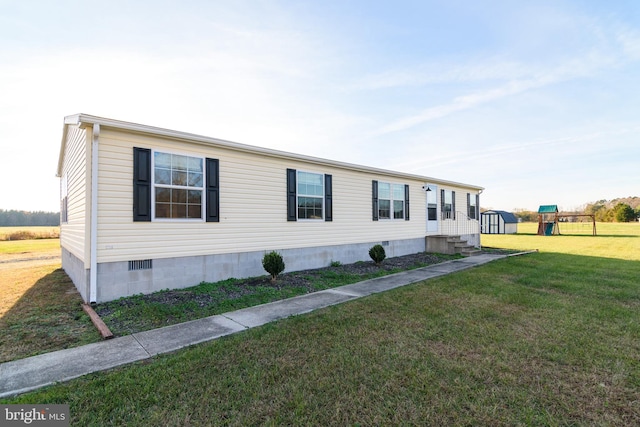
[426,184,438,233]
[483,213,500,234]
[490,214,500,234]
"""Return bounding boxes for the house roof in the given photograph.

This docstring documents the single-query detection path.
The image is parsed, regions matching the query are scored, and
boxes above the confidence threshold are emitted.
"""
[57,113,484,191]
[482,210,518,223]
[538,205,558,213]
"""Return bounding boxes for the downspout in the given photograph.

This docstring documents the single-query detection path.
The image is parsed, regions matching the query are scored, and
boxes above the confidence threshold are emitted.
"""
[89,123,100,303]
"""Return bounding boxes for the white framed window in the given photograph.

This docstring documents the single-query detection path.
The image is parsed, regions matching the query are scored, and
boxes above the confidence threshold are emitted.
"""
[441,189,455,220]
[468,193,478,219]
[377,181,406,220]
[297,170,324,220]
[152,151,204,220]
[393,183,405,219]
[287,168,332,222]
[60,173,68,223]
[427,188,438,221]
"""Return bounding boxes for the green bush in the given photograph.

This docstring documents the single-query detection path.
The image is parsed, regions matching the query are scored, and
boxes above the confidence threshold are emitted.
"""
[262,251,285,284]
[369,244,386,265]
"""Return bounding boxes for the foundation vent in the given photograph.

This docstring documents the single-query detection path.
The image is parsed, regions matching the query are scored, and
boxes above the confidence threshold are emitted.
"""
[128,259,153,271]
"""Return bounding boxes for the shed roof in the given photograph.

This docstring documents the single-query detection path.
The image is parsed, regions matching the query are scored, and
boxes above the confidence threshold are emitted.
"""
[482,210,518,223]
[538,205,558,213]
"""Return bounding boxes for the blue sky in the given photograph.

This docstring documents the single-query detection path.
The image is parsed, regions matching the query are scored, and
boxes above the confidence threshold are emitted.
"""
[1,0,638,212]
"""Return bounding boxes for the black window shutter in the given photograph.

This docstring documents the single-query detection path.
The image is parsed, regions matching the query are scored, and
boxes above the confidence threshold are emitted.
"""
[133,147,151,222]
[467,193,471,218]
[404,184,410,221]
[452,191,456,220]
[325,174,332,222]
[372,180,379,221]
[476,194,480,220]
[206,158,220,222]
[287,169,297,221]
[440,189,445,218]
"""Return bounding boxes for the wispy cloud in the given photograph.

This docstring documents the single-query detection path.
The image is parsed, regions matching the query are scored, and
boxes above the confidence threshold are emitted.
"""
[615,26,640,60]
[354,60,532,90]
[392,130,612,173]
[363,14,640,138]
[369,47,623,136]
[371,77,547,136]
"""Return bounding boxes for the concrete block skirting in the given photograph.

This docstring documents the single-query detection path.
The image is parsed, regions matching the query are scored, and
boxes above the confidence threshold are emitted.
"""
[88,237,426,303]
[61,247,90,302]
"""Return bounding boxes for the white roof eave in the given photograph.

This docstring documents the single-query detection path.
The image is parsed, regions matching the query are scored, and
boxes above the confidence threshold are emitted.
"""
[62,113,484,191]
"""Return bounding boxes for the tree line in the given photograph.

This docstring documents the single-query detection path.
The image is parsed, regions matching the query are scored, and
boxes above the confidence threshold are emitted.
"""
[584,200,639,222]
[508,197,640,223]
[4,197,638,227]
[0,209,60,226]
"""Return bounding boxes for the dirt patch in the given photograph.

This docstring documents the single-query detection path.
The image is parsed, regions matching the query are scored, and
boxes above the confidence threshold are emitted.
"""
[0,255,60,264]
[0,252,61,269]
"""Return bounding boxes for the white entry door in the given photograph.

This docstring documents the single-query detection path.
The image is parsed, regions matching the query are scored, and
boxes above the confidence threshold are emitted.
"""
[426,184,438,233]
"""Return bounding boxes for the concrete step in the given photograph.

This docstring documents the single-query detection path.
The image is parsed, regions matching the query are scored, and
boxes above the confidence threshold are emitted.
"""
[455,243,479,255]
[427,235,477,256]
[461,248,482,256]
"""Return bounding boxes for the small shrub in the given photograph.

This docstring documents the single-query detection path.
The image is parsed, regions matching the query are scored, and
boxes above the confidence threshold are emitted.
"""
[330,260,342,267]
[369,244,386,265]
[262,251,285,284]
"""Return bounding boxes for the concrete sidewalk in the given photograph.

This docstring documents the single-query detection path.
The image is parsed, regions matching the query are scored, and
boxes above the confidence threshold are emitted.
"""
[0,254,506,398]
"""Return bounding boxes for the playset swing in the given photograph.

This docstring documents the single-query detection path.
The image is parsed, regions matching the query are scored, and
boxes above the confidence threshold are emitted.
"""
[537,205,596,236]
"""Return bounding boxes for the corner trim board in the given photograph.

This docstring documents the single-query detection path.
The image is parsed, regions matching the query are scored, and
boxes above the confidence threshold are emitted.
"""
[89,123,99,303]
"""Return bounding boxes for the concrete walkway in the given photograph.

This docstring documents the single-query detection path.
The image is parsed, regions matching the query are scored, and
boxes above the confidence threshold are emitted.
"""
[0,254,507,398]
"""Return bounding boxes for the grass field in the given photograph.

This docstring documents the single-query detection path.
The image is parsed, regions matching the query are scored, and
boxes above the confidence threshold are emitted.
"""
[482,222,640,260]
[0,226,59,241]
[2,223,639,425]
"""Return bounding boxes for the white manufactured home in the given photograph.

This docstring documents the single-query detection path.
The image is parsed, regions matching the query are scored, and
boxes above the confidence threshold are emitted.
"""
[57,114,483,303]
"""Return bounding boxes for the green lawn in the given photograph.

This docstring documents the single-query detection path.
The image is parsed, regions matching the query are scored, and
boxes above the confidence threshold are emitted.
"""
[0,238,60,255]
[482,221,640,260]
[3,223,639,425]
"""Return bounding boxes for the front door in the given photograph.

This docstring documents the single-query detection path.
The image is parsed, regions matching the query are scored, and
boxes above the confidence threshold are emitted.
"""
[426,184,438,233]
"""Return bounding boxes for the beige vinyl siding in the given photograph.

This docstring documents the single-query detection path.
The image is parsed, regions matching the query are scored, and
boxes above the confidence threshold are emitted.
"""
[60,124,89,265]
[95,128,429,263]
